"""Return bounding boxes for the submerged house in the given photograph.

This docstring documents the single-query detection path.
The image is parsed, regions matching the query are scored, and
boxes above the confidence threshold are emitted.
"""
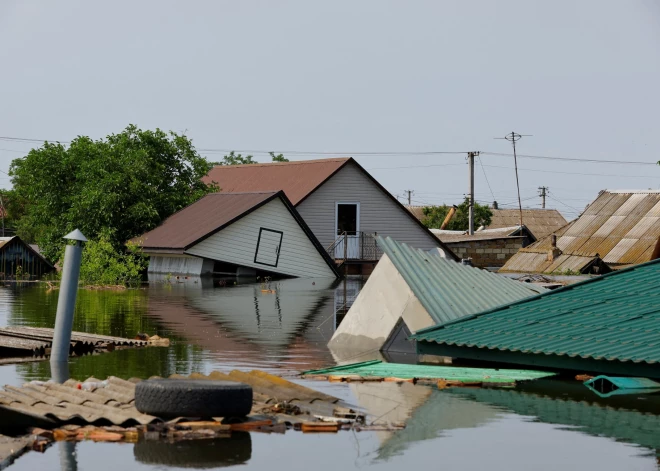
[0,236,53,279]
[133,191,340,278]
[204,158,458,272]
[414,258,660,378]
[329,237,545,359]
[432,226,536,269]
[501,190,660,274]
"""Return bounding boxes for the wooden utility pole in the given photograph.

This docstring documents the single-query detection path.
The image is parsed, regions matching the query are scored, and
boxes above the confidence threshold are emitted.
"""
[468,152,475,235]
[538,186,548,209]
[404,190,413,206]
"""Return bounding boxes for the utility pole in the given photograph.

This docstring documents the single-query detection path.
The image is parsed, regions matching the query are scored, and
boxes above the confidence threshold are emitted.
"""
[468,152,476,235]
[496,132,531,229]
[404,190,413,206]
[538,186,548,209]
[0,194,4,237]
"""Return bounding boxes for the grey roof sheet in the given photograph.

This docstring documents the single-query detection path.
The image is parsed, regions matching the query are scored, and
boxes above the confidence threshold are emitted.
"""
[376,236,546,325]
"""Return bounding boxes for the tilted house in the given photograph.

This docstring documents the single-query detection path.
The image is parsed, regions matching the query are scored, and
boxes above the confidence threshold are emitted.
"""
[414,258,660,379]
[204,158,458,272]
[500,190,660,274]
[133,191,339,278]
[329,237,545,359]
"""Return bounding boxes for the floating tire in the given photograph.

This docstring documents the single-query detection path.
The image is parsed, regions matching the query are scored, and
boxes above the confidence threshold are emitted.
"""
[134,379,253,419]
[133,432,252,468]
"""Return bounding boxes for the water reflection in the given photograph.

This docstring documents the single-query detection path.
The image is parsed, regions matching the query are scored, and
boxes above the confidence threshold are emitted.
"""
[349,380,660,461]
[0,277,365,384]
[133,433,252,469]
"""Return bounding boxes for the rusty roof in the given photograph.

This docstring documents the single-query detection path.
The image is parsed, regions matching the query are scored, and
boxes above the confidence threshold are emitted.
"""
[501,190,660,274]
[132,192,279,250]
[488,209,568,239]
[203,158,350,206]
[406,205,426,221]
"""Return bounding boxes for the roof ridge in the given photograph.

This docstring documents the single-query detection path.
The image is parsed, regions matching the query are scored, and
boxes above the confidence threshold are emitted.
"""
[210,157,351,169]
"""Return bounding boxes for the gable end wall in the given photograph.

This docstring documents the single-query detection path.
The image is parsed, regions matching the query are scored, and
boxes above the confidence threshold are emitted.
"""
[297,163,441,251]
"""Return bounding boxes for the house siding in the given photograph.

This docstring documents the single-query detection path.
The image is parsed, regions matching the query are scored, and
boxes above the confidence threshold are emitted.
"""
[297,163,442,252]
[186,198,336,278]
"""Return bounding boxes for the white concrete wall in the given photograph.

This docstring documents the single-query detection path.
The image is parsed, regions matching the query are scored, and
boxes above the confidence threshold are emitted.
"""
[297,162,442,251]
[328,254,434,355]
[148,254,213,275]
[186,197,335,278]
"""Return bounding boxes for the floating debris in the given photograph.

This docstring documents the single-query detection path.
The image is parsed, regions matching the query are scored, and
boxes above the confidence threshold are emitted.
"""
[303,360,556,386]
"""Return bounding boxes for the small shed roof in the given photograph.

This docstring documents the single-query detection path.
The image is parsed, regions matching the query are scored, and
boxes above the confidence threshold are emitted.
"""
[414,258,660,375]
[489,209,568,239]
[133,192,279,250]
[0,236,53,268]
[501,190,660,273]
[377,236,545,325]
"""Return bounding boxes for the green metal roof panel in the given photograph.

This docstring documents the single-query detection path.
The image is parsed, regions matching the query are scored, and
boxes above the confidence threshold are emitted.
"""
[376,236,546,325]
[303,360,556,383]
[414,258,660,365]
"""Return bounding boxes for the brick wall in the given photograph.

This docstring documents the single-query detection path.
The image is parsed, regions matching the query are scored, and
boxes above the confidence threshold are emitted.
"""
[444,238,524,269]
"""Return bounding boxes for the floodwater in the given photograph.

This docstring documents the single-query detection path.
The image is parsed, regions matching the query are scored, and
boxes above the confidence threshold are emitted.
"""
[1,278,660,471]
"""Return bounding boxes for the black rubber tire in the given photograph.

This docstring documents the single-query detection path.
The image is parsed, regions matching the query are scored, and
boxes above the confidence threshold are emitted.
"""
[134,379,253,419]
[133,432,252,468]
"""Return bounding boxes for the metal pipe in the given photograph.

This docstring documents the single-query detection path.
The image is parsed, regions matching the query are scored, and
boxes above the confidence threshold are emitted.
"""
[50,230,87,367]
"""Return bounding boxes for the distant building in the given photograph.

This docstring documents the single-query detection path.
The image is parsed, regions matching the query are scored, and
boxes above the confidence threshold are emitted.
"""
[204,158,458,273]
[431,226,536,269]
[133,191,340,278]
[0,236,54,279]
[501,190,660,274]
[488,208,568,240]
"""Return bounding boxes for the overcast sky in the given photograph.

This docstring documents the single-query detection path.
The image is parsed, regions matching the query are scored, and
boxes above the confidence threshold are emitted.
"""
[1,0,659,219]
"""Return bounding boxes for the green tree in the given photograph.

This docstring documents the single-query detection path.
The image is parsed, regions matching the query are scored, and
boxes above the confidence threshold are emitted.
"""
[78,233,147,286]
[422,198,493,230]
[215,151,289,165]
[269,152,289,162]
[9,125,216,261]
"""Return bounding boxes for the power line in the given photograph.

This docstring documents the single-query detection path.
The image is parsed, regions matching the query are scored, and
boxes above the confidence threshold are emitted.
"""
[477,156,496,202]
[481,151,657,167]
[481,163,656,179]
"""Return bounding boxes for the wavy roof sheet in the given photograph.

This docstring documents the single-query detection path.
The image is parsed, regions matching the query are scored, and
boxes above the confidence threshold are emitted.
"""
[501,191,660,273]
[414,258,660,371]
[377,237,545,325]
[488,209,568,239]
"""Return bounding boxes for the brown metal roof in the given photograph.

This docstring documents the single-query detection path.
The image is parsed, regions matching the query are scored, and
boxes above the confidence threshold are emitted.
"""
[132,192,279,250]
[500,190,660,274]
[488,209,568,239]
[203,158,350,206]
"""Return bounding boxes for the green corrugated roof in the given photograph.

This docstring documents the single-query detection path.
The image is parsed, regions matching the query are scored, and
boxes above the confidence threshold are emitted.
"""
[302,360,555,383]
[414,258,660,365]
[376,236,546,325]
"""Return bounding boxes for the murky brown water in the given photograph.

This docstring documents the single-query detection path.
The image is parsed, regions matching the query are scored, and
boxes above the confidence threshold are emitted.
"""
[1,279,659,470]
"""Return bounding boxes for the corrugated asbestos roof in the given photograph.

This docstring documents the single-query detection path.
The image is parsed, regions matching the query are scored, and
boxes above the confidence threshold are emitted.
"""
[132,192,278,249]
[501,191,660,273]
[203,158,350,206]
[0,370,346,427]
[489,209,568,239]
[414,258,660,366]
[376,236,546,325]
